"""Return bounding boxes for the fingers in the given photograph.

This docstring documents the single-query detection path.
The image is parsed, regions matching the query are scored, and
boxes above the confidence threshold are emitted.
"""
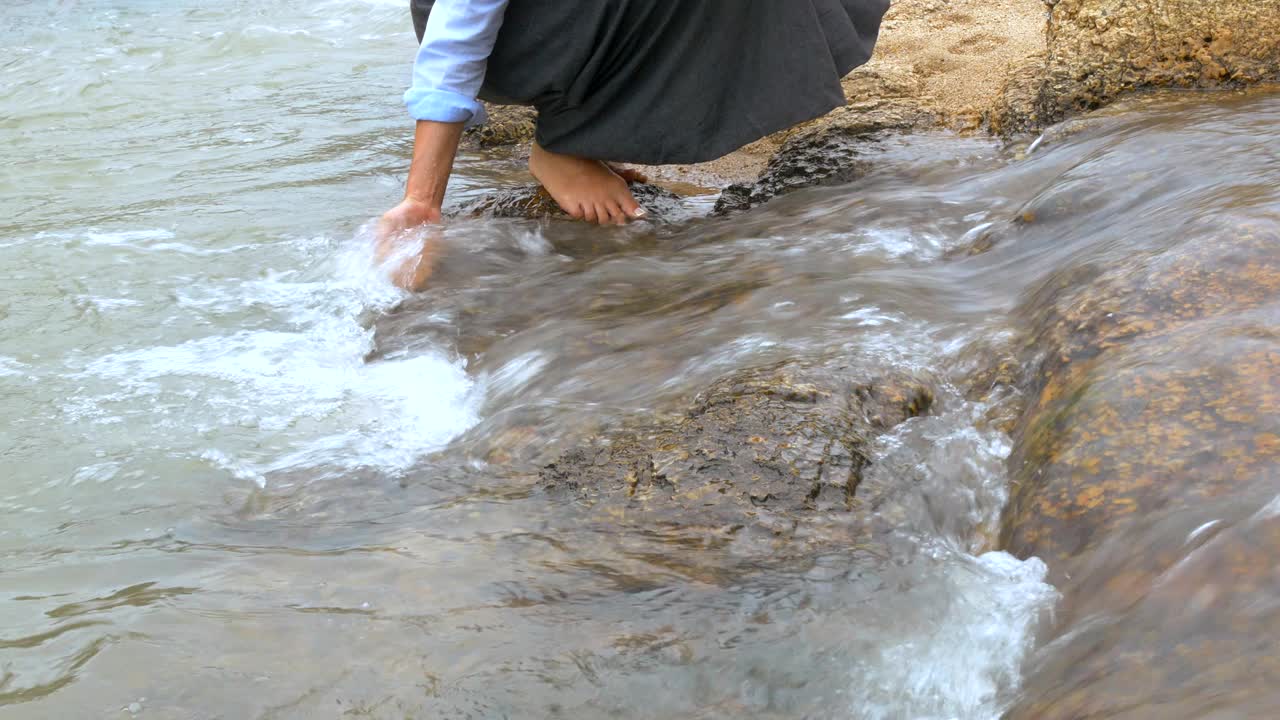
[375,211,404,245]
[376,201,440,244]
[391,235,443,292]
[375,215,411,261]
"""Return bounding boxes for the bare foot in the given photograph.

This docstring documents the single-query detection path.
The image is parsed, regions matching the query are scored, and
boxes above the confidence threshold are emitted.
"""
[529,142,646,225]
[608,163,649,184]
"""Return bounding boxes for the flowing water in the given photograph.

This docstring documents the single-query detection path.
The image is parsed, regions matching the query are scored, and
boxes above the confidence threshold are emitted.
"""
[4,1,1280,718]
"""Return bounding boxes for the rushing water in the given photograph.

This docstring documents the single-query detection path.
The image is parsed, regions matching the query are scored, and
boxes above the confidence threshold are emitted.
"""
[4,1,1279,718]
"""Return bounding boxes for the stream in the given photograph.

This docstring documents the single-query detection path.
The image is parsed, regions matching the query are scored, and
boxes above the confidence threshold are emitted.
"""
[4,1,1280,718]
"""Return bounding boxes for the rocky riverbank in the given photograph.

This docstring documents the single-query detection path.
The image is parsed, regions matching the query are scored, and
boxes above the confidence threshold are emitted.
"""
[464,0,1280,217]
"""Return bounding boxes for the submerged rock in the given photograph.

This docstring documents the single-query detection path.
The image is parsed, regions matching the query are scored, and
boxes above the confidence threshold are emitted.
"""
[540,361,933,540]
[999,220,1280,718]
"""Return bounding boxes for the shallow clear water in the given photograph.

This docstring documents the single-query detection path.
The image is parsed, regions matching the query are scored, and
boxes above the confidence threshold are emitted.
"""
[4,1,1279,718]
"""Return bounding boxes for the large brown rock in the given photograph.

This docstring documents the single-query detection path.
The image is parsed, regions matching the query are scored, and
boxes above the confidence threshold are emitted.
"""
[998,0,1280,131]
[541,360,933,546]
[999,219,1280,718]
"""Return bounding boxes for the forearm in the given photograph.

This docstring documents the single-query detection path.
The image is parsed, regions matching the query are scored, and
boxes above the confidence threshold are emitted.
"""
[404,119,466,209]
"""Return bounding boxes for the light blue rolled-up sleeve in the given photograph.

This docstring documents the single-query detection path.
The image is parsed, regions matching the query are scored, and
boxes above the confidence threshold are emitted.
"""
[404,0,510,127]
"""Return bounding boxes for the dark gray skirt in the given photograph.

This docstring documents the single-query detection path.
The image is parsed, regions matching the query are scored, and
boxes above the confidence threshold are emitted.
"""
[411,0,890,165]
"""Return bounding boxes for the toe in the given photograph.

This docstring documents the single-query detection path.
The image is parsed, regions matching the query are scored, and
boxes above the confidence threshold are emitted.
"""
[606,202,627,226]
[618,192,646,221]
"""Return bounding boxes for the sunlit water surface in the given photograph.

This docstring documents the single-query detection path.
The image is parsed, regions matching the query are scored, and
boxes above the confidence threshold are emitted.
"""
[5,1,1280,718]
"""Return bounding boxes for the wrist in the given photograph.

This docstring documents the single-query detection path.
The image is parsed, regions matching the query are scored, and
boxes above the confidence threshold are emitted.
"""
[402,192,442,210]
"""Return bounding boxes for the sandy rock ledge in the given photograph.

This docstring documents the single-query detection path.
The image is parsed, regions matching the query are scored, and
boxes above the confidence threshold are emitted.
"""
[996,0,1280,131]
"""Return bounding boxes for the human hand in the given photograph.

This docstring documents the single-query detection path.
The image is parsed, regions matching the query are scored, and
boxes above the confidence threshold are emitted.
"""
[375,198,444,291]
[377,197,441,242]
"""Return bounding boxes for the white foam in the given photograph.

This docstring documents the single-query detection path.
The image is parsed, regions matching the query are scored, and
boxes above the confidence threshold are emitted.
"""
[481,352,549,399]
[70,462,121,487]
[68,232,480,479]
[0,357,25,378]
[74,296,143,312]
[175,275,329,314]
[838,391,1055,719]
[659,335,780,391]
[843,226,947,261]
[82,229,175,246]
[263,349,478,474]
[200,449,268,489]
[31,228,257,257]
[242,25,316,39]
[839,305,900,326]
[1187,519,1222,544]
[850,550,1058,720]
[1255,493,1280,520]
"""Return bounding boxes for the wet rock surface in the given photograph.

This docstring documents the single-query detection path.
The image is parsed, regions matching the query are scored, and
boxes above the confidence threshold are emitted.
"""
[540,360,933,543]
[999,219,1280,718]
[713,101,931,214]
